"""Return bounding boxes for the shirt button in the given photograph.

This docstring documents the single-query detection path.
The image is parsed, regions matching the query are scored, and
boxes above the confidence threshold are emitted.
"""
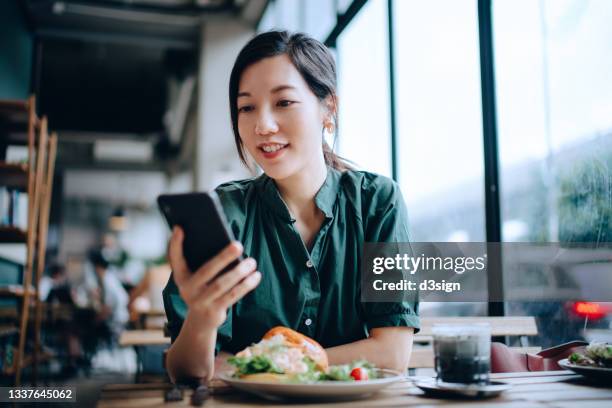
[305,318,313,326]
[306,259,314,268]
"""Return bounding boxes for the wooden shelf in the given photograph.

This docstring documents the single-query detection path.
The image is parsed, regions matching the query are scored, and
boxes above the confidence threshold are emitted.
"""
[0,99,37,127]
[0,285,35,298]
[0,96,56,385]
[2,350,53,376]
[0,162,28,191]
[0,100,28,116]
[0,132,29,146]
[0,226,27,243]
[0,325,18,338]
[0,100,28,112]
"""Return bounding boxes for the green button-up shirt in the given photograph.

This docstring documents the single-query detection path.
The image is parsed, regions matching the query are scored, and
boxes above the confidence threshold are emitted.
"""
[163,168,419,354]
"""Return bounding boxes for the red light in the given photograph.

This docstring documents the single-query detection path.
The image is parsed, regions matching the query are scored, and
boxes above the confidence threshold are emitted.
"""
[572,301,606,319]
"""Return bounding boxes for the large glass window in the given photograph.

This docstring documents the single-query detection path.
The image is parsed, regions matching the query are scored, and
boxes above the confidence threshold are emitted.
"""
[257,0,276,32]
[391,0,486,318]
[393,0,487,316]
[337,0,353,15]
[274,0,302,32]
[495,0,612,244]
[258,0,336,39]
[258,0,302,32]
[392,0,485,243]
[337,0,392,177]
[494,0,612,346]
[302,0,337,41]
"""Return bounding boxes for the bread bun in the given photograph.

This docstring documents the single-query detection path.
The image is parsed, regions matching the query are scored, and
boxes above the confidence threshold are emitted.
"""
[263,326,329,371]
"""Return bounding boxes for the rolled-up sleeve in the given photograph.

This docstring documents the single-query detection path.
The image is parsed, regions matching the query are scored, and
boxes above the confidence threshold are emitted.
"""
[362,178,420,333]
[362,302,420,332]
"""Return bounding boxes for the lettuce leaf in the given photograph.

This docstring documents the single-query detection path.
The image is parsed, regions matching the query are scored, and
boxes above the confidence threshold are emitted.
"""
[227,355,283,376]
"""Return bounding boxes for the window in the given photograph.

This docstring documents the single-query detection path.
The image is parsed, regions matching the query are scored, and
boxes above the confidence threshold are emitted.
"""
[390,0,486,318]
[302,0,337,41]
[337,0,392,177]
[258,0,336,39]
[392,0,485,242]
[494,0,612,347]
[258,0,276,32]
[274,0,302,32]
[337,0,353,15]
[495,0,612,244]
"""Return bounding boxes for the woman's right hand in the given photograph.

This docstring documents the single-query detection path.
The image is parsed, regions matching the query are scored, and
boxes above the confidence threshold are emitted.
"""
[167,226,261,331]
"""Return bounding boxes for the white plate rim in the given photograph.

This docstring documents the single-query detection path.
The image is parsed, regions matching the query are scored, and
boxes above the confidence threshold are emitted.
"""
[558,358,612,373]
[219,368,405,388]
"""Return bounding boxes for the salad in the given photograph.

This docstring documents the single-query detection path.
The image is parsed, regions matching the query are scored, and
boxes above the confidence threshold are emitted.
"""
[569,342,612,368]
[227,326,379,383]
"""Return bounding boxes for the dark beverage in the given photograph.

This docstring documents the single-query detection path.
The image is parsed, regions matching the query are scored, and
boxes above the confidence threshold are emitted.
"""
[433,324,491,384]
[434,355,491,384]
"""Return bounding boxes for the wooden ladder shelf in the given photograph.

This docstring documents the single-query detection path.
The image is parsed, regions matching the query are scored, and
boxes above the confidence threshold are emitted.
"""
[0,95,58,385]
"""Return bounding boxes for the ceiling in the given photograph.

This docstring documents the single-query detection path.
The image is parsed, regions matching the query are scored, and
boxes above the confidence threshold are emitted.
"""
[18,0,265,172]
[22,0,231,45]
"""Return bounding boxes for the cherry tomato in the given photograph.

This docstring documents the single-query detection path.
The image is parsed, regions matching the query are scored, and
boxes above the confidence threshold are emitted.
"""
[350,367,369,381]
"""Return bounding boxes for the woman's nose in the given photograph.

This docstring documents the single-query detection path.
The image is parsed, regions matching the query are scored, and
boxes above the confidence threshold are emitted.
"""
[254,111,279,135]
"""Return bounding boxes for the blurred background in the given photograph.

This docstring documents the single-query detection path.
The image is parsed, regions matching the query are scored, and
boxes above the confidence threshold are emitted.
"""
[0,0,610,395]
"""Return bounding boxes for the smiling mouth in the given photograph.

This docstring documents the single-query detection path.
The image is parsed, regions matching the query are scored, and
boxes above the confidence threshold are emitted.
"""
[259,143,289,153]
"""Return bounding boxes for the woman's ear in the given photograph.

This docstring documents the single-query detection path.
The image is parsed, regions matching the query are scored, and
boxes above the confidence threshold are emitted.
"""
[324,94,338,117]
[322,94,338,128]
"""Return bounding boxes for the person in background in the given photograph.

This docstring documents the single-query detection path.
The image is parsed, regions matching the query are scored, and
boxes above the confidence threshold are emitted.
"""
[99,232,139,291]
[101,232,129,269]
[38,262,82,377]
[128,262,172,327]
[89,250,130,344]
[39,263,72,303]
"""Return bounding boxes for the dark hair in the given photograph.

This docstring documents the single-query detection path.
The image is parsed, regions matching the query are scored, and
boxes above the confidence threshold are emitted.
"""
[89,250,109,270]
[48,263,65,277]
[229,30,351,171]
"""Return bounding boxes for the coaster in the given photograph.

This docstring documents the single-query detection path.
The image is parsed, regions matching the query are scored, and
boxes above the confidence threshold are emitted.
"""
[415,379,512,399]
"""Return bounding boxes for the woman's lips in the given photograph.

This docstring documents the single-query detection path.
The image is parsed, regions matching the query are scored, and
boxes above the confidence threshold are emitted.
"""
[259,144,289,160]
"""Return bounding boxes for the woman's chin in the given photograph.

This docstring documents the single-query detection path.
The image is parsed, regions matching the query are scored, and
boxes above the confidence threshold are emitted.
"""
[260,163,298,181]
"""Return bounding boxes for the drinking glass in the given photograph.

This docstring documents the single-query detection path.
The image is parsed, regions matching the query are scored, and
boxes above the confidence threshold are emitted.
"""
[432,323,491,384]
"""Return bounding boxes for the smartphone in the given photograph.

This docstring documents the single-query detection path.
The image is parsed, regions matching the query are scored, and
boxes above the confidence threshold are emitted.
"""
[157,192,243,274]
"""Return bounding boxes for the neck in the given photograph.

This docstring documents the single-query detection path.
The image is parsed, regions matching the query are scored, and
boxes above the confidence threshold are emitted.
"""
[274,156,328,218]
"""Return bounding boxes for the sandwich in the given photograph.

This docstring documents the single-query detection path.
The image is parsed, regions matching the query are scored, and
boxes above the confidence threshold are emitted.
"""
[227,326,376,382]
[228,326,327,382]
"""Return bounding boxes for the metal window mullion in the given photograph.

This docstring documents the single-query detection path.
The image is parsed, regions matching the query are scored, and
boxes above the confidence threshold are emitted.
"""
[478,0,505,317]
[325,0,369,47]
[387,0,398,181]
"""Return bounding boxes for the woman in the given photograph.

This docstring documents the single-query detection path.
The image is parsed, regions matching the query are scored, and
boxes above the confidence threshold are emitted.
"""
[163,30,419,383]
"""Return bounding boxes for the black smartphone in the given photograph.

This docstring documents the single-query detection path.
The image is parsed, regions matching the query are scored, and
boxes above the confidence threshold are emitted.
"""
[157,192,243,274]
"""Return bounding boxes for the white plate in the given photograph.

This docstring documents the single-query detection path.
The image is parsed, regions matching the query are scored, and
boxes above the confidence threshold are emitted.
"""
[558,358,612,382]
[219,369,405,401]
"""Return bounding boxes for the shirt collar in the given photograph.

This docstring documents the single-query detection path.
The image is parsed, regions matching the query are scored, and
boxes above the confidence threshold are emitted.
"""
[258,167,341,223]
[314,167,340,219]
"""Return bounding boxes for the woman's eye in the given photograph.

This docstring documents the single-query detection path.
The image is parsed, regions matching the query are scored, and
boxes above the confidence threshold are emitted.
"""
[238,105,254,113]
[277,100,295,107]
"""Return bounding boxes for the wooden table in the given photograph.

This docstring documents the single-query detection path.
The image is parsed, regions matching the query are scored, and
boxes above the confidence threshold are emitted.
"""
[119,330,171,382]
[119,330,170,347]
[136,310,167,329]
[97,371,612,407]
